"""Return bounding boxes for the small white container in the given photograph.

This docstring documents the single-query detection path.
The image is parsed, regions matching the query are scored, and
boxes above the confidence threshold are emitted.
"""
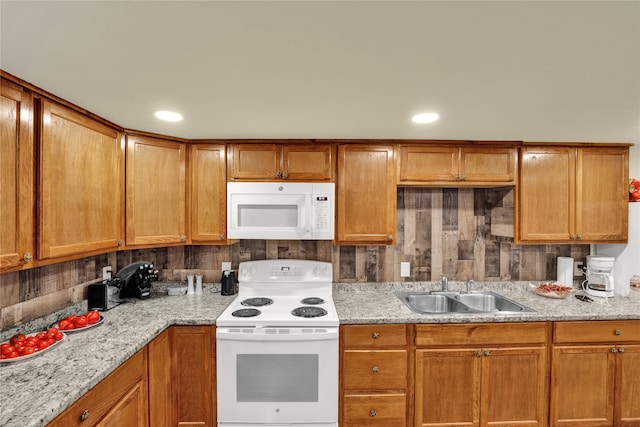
[195,274,203,295]
[187,274,195,295]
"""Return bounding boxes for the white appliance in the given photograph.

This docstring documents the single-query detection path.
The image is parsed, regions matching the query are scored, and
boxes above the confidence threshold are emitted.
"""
[227,182,335,240]
[216,259,338,427]
[582,256,615,298]
[598,202,640,296]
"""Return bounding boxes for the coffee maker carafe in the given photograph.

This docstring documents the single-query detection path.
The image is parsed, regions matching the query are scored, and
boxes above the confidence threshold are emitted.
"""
[583,256,615,298]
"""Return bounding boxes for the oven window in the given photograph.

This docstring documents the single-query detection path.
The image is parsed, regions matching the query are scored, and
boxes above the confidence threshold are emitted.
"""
[238,204,298,227]
[237,354,319,402]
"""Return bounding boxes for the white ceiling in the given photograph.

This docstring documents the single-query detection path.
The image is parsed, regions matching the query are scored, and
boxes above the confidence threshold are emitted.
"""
[1,0,639,146]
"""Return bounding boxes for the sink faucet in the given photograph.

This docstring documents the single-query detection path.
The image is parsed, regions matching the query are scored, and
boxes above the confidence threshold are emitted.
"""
[440,274,448,292]
[466,279,474,293]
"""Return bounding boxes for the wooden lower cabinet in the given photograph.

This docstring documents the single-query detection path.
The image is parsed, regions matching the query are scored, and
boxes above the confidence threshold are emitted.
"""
[551,321,640,427]
[415,323,548,427]
[47,349,148,427]
[148,329,172,427]
[341,324,411,426]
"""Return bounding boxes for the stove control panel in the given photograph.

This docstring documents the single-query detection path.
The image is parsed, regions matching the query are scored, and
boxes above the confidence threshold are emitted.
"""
[270,265,302,276]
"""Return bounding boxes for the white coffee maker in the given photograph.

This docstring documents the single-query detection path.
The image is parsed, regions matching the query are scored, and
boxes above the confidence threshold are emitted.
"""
[583,256,615,298]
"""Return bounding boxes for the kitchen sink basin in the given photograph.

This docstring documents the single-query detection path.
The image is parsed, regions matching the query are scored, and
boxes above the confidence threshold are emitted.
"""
[395,291,534,314]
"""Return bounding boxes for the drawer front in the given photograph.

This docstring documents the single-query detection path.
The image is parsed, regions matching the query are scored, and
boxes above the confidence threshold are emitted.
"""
[47,349,146,427]
[554,320,640,344]
[343,393,406,426]
[342,324,407,348]
[416,322,547,346]
[343,350,407,391]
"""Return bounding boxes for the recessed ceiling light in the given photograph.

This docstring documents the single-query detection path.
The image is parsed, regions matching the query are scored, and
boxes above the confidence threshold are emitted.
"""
[412,112,439,124]
[154,110,183,122]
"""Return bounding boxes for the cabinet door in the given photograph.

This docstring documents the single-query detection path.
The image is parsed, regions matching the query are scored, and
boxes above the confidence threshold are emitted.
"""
[551,345,615,427]
[0,81,34,270]
[337,144,396,244]
[171,326,213,427]
[461,146,516,184]
[189,144,227,243]
[229,143,280,180]
[481,346,546,427]
[283,143,333,181]
[148,329,172,427]
[518,146,575,242]
[615,344,640,427]
[96,380,148,427]
[576,147,628,242]
[397,145,458,183]
[39,100,124,259]
[126,135,186,247]
[415,349,481,427]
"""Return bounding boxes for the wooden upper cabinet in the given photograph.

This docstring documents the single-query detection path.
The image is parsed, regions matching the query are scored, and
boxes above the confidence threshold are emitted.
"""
[518,145,628,243]
[228,142,334,181]
[39,99,124,260]
[397,144,517,186]
[188,143,228,244]
[0,80,34,271]
[126,134,186,247]
[336,144,396,244]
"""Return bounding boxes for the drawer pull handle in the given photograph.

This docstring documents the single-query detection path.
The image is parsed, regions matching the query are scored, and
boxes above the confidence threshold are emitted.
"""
[372,332,380,339]
[369,409,377,417]
[80,410,90,422]
[611,347,618,353]
[615,330,622,336]
[372,366,380,373]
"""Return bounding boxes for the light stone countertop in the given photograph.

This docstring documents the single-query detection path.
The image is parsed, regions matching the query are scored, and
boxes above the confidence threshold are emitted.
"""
[1,281,639,427]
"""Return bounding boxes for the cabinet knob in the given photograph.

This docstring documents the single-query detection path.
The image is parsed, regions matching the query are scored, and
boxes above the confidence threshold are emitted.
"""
[484,351,491,357]
[570,234,577,239]
[476,351,483,357]
[118,239,123,246]
[180,235,187,242]
[80,409,90,422]
[576,234,583,239]
[372,331,380,339]
[387,235,393,241]
[23,252,33,262]
[460,173,466,180]
[611,347,618,353]
[282,171,289,179]
[369,409,377,417]
[454,174,460,180]
[276,171,283,178]
[615,329,622,336]
[372,366,380,373]
[619,347,625,353]
[219,234,225,240]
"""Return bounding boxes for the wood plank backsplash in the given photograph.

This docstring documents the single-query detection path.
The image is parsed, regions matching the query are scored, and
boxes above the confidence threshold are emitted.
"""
[0,187,589,330]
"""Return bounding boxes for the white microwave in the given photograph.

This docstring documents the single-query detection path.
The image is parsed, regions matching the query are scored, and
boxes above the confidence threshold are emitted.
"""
[227,182,335,240]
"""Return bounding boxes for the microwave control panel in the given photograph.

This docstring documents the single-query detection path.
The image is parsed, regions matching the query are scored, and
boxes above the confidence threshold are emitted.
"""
[313,195,331,230]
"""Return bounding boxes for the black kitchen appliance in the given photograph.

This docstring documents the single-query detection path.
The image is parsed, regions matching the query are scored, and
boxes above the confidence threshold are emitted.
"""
[220,270,237,296]
[87,278,123,311]
[116,261,158,299]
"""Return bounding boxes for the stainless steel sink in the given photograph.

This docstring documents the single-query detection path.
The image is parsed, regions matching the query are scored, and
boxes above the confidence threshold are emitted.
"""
[395,291,533,314]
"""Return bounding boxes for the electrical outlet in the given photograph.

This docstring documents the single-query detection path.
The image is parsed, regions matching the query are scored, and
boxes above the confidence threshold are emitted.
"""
[102,266,112,280]
[221,262,231,271]
[400,262,410,277]
[573,261,584,277]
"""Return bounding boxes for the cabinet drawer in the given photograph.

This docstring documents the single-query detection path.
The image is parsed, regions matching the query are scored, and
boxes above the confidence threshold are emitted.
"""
[47,349,146,427]
[554,320,640,344]
[343,350,407,390]
[342,324,407,348]
[416,322,547,346]
[343,393,406,426]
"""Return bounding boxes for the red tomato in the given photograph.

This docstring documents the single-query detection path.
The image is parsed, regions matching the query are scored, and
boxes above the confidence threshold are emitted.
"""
[46,328,58,339]
[1,344,16,355]
[25,337,39,347]
[35,331,47,340]
[9,333,26,346]
[73,316,88,328]
[37,340,51,350]
[5,351,19,359]
[57,319,72,330]
[54,331,64,341]
[65,315,78,324]
[86,311,100,324]
[15,345,25,354]
[20,346,35,356]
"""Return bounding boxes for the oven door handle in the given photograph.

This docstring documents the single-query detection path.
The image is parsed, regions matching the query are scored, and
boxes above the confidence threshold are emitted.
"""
[216,327,338,342]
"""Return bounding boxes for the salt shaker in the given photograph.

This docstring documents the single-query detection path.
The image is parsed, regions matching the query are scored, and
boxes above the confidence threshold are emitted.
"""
[187,274,195,295]
[195,274,203,295]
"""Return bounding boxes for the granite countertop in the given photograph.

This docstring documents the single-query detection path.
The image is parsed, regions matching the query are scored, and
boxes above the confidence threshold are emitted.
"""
[1,281,639,427]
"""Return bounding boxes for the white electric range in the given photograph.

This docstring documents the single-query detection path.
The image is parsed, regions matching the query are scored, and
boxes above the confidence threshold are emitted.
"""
[216,259,339,427]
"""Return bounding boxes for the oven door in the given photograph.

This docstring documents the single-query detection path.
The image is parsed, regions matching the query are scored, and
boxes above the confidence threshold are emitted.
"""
[216,327,338,426]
